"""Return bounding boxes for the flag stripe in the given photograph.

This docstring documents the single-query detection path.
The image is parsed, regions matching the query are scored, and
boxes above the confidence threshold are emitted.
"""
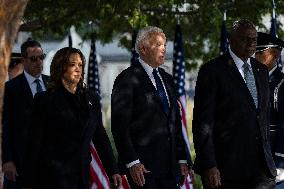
[173,24,193,189]
[90,143,110,179]
[89,163,105,189]
[178,97,191,152]
[119,175,131,189]
[90,143,111,189]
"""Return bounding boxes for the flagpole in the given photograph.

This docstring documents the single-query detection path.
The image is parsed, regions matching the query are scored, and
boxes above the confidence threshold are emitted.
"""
[68,29,72,47]
[270,0,277,37]
[220,10,228,55]
[272,0,276,19]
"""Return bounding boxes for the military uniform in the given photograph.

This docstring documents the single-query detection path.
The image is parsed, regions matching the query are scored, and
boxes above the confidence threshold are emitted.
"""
[256,32,284,188]
[269,67,284,166]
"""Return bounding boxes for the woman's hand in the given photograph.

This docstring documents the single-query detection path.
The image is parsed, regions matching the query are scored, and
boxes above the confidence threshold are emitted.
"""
[112,173,122,188]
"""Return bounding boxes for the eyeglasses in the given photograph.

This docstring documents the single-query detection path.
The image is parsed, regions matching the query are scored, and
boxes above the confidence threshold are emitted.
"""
[26,54,46,62]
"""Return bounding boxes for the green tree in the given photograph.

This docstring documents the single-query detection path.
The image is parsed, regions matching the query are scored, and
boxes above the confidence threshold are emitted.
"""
[23,1,284,67]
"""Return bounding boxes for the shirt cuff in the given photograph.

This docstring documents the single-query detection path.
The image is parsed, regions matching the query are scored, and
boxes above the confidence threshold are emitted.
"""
[126,160,140,168]
[178,160,187,164]
[276,168,284,183]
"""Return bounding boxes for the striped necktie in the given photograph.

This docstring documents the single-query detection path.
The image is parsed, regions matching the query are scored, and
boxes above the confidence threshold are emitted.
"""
[243,61,258,107]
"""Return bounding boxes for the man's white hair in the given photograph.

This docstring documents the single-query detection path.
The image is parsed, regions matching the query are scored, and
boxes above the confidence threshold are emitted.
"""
[135,26,164,54]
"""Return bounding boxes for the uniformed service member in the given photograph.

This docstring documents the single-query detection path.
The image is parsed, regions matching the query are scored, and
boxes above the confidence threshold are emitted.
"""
[255,32,284,188]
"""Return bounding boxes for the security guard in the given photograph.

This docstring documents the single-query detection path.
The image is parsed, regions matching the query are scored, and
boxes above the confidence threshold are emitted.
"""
[8,52,23,80]
[255,32,284,188]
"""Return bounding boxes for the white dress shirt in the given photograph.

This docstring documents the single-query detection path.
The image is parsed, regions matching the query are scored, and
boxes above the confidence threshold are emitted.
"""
[24,70,46,97]
[229,47,253,81]
[139,58,170,105]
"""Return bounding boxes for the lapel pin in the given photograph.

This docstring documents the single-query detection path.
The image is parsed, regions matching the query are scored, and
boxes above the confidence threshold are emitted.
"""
[89,101,92,106]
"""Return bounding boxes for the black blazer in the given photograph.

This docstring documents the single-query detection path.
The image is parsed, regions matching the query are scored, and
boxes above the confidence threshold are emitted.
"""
[192,53,276,180]
[2,73,49,184]
[111,62,188,178]
[29,86,118,189]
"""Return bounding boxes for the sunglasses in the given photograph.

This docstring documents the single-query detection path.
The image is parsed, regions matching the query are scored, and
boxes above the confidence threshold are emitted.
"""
[26,54,46,62]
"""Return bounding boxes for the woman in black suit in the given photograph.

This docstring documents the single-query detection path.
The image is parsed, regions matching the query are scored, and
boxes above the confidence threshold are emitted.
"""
[29,47,121,189]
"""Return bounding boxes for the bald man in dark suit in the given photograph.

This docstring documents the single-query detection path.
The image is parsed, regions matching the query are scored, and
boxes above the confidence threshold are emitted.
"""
[193,19,276,189]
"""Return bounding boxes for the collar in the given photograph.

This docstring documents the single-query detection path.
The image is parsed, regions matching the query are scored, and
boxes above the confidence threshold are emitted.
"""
[139,57,157,78]
[229,46,252,70]
[24,70,43,85]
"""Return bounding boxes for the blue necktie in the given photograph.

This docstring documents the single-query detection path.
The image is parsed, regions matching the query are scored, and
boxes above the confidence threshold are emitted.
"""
[243,62,258,107]
[34,79,43,93]
[153,69,170,114]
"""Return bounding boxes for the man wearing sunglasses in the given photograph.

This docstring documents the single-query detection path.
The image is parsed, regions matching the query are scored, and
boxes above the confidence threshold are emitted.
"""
[255,32,284,189]
[2,39,49,189]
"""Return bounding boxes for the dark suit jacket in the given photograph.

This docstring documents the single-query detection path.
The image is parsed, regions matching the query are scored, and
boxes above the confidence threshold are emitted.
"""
[29,85,118,189]
[192,53,276,181]
[2,73,49,184]
[111,62,188,178]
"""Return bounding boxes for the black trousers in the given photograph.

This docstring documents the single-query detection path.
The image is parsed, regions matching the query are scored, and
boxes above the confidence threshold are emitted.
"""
[203,170,276,189]
[127,172,178,189]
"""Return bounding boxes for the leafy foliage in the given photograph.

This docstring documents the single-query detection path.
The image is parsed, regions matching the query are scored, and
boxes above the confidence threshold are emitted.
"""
[23,0,284,69]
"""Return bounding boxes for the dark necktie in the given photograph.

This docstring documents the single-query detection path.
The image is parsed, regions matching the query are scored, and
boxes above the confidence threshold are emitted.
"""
[34,79,43,93]
[152,69,170,114]
[243,61,258,107]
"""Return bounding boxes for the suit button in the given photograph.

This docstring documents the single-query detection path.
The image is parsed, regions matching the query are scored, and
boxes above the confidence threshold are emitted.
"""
[167,137,170,141]
[255,136,259,140]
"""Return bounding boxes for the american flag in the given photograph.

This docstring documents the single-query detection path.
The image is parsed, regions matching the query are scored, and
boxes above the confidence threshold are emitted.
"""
[173,23,193,189]
[88,39,131,189]
[220,11,228,55]
[89,142,111,189]
[130,29,139,65]
[88,38,101,95]
[87,38,109,189]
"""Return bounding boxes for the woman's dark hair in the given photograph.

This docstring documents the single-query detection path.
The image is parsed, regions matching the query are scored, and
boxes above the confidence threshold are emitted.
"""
[48,47,86,91]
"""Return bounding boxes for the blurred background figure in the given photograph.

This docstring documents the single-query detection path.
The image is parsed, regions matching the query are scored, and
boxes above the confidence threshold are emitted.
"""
[8,53,24,80]
[255,32,284,189]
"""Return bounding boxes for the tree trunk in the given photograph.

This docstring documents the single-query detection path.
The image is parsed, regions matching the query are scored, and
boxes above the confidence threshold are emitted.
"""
[0,0,29,186]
